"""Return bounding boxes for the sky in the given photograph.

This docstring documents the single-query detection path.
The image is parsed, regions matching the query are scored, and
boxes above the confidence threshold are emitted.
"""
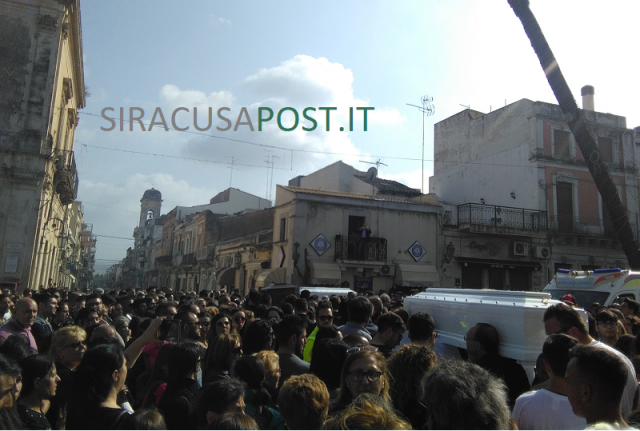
[74,1,640,273]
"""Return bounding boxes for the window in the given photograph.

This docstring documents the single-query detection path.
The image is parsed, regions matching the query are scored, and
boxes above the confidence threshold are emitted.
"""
[556,182,574,232]
[598,137,613,164]
[279,217,286,241]
[553,130,571,157]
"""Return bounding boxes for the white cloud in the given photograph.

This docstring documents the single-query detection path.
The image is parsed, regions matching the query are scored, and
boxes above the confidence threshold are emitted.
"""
[209,14,231,26]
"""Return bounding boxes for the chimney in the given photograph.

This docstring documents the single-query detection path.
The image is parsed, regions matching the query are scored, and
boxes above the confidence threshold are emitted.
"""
[581,85,594,111]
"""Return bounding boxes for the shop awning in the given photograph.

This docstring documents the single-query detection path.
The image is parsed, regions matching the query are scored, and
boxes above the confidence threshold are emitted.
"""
[216,267,236,287]
[255,267,287,288]
[310,261,342,285]
[395,263,439,287]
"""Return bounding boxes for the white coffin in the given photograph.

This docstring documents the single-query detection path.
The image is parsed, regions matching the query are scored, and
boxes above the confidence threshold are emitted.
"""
[404,288,588,382]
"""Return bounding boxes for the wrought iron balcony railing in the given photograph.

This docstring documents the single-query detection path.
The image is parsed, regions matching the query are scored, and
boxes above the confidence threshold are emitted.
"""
[334,235,387,261]
[458,203,548,231]
[54,150,78,205]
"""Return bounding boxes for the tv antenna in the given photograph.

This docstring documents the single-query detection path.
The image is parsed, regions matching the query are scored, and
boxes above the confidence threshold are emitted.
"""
[264,152,279,202]
[359,159,388,195]
[406,95,435,194]
[226,156,235,188]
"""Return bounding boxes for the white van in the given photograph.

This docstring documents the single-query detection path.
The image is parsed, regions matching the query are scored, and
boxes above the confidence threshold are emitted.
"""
[542,268,640,307]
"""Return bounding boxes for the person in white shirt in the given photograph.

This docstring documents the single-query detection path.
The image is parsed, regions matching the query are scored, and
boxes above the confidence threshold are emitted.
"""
[565,345,630,429]
[513,334,586,430]
[543,303,637,419]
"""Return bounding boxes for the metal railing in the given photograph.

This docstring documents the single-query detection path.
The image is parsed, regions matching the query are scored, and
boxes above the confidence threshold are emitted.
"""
[549,216,638,238]
[458,203,547,231]
[54,150,78,205]
[334,235,387,261]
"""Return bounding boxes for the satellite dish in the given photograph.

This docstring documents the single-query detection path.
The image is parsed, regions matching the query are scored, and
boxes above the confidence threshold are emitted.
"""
[367,167,377,180]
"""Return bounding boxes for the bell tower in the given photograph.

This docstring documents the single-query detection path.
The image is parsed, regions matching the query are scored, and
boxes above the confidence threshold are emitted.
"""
[139,188,162,228]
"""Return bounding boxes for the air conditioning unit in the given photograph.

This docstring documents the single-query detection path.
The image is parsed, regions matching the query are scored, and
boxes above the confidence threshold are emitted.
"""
[513,242,530,257]
[534,246,550,259]
[378,264,395,276]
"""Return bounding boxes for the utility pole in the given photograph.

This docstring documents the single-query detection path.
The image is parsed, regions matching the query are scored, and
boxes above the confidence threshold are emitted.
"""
[406,96,435,194]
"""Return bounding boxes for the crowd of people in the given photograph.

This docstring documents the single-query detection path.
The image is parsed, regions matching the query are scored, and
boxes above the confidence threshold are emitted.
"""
[0,286,637,430]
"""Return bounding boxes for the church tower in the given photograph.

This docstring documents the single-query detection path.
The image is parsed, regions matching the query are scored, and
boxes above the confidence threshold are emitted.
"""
[139,188,162,228]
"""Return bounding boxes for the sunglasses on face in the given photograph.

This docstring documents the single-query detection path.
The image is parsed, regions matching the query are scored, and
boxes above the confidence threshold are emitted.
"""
[346,345,378,355]
[64,340,87,350]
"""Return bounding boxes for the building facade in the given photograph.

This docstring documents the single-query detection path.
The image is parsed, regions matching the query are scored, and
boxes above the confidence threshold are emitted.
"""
[0,0,85,292]
[261,161,443,293]
[430,94,639,290]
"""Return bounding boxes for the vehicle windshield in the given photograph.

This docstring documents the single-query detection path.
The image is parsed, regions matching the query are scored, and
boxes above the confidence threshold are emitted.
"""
[547,290,610,309]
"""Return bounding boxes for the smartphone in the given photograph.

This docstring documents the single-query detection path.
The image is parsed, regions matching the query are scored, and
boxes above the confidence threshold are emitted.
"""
[157,319,181,342]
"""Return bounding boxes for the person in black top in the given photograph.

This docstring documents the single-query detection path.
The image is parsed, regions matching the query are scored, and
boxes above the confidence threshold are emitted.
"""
[157,341,203,430]
[465,323,531,408]
[66,344,133,430]
[369,312,406,358]
[17,355,60,430]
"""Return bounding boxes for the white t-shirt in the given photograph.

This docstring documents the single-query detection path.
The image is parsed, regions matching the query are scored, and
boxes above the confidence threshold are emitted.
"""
[591,341,638,419]
[513,389,586,430]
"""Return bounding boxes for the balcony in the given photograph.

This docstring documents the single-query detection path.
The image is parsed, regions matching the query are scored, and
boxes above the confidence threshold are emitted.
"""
[155,255,172,267]
[196,245,215,262]
[334,235,387,262]
[549,216,638,238]
[457,203,547,234]
[173,252,197,267]
[53,150,78,205]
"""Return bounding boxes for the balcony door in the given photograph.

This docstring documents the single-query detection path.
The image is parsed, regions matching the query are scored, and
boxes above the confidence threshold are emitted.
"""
[349,216,366,236]
[556,182,574,232]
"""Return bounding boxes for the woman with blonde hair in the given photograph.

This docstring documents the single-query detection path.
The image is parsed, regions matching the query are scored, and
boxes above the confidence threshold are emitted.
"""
[46,325,87,427]
[329,347,391,414]
[203,333,242,384]
[324,393,411,430]
[256,350,281,407]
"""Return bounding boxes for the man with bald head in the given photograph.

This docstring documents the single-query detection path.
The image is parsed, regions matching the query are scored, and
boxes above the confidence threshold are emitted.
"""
[0,298,38,352]
[466,322,530,407]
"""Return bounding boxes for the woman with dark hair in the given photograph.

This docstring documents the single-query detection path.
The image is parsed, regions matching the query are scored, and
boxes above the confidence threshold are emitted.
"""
[241,320,274,355]
[313,325,343,347]
[136,343,175,409]
[329,348,391,415]
[157,341,203,430]
[198,312,213,349]
[210,313,233,338]
[0,353,23,430]
[203,333,242,384]
[266,307,284,323]
[112,316,132,345]
[207,411,258,430]
[116,407,166,430]
[195,379,247,429]
[17,355,61,429]
[231,309,247,337]
[231,356,284,430]
[387,344,438,428]
[66,344,133,430]
[309,338,349,397]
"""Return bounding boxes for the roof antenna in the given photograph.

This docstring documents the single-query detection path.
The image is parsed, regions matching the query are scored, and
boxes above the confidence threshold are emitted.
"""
[359,159,388,195]
[406,95,435,194]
